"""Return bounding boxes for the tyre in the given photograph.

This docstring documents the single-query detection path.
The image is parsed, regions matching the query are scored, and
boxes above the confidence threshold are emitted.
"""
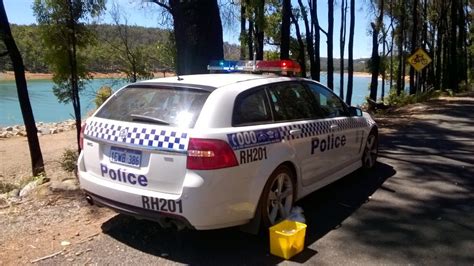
[362,129,378,169]
[259,165,295,228]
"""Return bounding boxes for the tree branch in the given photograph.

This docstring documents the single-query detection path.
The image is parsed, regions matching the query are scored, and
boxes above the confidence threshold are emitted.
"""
[148,0,172,14]
[319,26,328,36]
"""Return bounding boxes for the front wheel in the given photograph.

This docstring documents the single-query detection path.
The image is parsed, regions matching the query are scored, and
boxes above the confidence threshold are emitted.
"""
[362,130,378,169]
[259,165,295,228]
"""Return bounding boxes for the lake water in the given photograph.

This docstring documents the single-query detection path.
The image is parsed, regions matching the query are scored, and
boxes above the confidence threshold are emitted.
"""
[0,74,386,126]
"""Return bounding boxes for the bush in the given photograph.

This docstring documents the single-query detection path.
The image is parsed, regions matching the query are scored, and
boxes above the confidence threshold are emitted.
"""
[94,86,113,108]
[60,148,79,173]
[383,88,442,108]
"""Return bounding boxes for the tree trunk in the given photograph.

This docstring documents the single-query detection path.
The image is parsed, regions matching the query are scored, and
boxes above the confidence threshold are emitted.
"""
[396,2,405,95]
[254,0,264,60]
[345,0,354,105]
[448,0,458,91]
[248,19,254,59]
[298,0,315,79]
[0,0,44,176]
[280,0,291,60]
[240,2,246,60]
[66,0,82,153]
[327,0,334,90]
[369,22,380,102]
[290,11,306,78]
[339,0,347,99]
[409,0,418,95]
[380,0,385,100]
[310,0,321,81]
[169,0,224,74]
[457,1,467,83]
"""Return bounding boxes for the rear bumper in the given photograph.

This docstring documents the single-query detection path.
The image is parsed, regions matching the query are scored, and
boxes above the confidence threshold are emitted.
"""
[77,153,256,230]
[84,191,194,229]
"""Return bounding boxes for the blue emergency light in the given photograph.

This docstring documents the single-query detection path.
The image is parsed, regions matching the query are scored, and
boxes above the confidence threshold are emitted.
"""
[207,60,301,74]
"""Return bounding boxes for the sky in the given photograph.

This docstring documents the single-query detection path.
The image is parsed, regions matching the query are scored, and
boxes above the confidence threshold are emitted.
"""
[3,0,374,59]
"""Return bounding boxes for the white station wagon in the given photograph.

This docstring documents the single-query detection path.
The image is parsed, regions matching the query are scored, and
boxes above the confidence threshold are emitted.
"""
[77,60,378,230]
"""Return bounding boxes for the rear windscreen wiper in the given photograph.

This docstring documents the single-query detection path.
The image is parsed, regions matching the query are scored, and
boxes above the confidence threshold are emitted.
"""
[130,114,170,125]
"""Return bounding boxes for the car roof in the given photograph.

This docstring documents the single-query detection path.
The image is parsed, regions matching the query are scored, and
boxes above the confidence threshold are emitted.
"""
[136,73,291,89]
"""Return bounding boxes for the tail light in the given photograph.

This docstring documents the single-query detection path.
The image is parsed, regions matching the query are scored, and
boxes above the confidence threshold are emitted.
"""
[186,138,238,170]
[79,123,87,150]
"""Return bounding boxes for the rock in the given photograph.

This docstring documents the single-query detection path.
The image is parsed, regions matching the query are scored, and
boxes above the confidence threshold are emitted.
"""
[5,126,13,131]
[0,132,10,138]
[18,130,27,137]
[50,179,79,192]
[19,180,41,197]
[38,127,50,135]
[50,127,58,134]
[61,240,71,246]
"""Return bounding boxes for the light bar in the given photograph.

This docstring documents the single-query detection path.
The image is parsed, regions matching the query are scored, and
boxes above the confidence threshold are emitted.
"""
[207,60,301,74]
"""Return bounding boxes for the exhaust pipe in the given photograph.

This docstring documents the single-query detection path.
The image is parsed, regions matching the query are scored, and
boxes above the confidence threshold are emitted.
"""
[85,195,94,205]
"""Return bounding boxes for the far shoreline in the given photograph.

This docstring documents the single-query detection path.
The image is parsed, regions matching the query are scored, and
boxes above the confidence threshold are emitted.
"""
[0,70,374,81]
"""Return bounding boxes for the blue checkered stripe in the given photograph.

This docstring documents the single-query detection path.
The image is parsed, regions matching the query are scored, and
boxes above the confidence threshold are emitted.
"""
[85,121,189,152]
[279,120,333,140]
[336,118,370,131]
[279,118,368,140]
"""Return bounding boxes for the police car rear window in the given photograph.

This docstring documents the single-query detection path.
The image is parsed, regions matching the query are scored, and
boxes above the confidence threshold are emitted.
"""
[96,86,210,128]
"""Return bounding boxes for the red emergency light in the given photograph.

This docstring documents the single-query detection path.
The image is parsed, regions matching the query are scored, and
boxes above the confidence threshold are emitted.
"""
[208,59,301,75]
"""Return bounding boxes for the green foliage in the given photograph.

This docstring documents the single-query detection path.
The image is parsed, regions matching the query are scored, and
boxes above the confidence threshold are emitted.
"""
[94,85,112,108]
[60,148,79,173]
[4,24,176,75]
[10,25,48,72]
[383,88,443,107]
[33,0,105,104]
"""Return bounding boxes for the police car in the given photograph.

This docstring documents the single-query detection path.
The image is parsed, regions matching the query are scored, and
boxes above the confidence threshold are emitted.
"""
[77,60,378,230]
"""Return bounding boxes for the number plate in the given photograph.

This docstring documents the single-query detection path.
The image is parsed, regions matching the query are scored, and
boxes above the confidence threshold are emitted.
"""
[109,146,142,167]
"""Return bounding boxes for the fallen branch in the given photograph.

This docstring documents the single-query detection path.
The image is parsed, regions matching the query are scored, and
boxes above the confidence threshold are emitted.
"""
[30,249,63,263]
[77,232,99,244]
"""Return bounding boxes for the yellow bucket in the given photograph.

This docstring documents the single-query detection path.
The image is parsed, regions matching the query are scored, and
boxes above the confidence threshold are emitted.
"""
[269,220,307,260]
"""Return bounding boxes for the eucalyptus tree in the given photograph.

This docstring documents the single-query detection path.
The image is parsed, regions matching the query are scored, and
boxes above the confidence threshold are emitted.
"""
[148,0,224,74]
[346,0,355,105]
[339,0,348,99]
[33,0,105,152]
[0,0,44,176]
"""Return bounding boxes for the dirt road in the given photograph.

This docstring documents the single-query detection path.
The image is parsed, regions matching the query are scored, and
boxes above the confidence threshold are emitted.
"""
[1,93,473,265]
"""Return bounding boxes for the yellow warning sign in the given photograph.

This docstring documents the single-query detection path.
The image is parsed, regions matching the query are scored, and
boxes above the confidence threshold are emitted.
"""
[407,48,432,72]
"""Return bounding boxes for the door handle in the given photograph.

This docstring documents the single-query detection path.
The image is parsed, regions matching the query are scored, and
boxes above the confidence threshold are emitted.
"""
[289,129,302,135]
[330,124,339,129]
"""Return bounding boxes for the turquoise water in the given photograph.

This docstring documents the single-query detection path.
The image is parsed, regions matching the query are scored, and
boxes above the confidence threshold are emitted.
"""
[0,75,387,126]
[0,78,128,126]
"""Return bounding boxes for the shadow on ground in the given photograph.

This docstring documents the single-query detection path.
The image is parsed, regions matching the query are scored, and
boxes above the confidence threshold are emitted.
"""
[101,96,474,264]
[101,162,395,265]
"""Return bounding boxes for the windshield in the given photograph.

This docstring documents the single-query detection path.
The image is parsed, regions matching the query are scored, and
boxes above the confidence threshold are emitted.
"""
[96,86,210,128]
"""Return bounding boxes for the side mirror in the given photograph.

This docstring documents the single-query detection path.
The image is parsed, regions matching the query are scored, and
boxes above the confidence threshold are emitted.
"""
[348,106,363,117]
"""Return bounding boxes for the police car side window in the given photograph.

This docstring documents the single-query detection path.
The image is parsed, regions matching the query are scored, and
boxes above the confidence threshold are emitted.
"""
[306,82,348,118]
[268,82,319,121]
[233,88,272,126]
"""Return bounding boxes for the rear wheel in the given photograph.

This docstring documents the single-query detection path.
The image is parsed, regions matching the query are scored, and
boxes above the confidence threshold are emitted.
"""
[260,165,295,228]
[362,130,378,169]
